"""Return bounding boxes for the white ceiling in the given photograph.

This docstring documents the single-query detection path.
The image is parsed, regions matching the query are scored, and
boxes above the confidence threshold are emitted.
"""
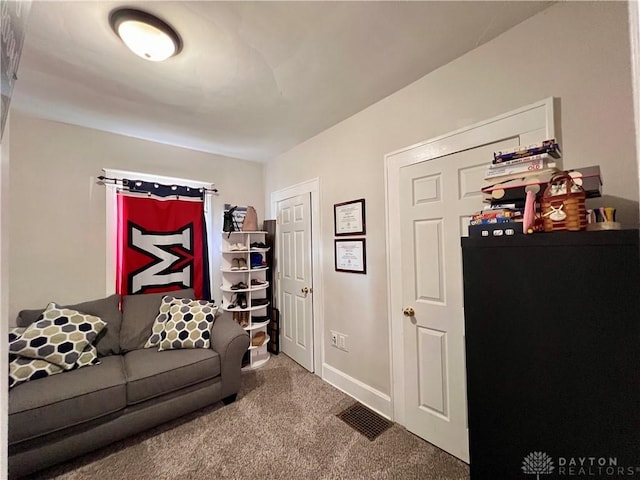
[13,1,553,162]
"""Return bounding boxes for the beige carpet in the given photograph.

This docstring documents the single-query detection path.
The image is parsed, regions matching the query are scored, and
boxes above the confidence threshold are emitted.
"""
[33,354,470,480]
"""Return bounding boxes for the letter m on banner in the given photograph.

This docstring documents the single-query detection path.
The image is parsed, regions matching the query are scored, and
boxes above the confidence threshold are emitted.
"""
[117,194,210,298]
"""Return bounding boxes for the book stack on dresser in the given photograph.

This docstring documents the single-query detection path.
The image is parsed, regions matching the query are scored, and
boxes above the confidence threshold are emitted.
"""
[469,139,604,237]
[469,139,563,237]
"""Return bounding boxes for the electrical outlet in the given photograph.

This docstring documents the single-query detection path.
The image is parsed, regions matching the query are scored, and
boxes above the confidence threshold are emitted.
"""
[330,331,338,347]
[338,334,347,352]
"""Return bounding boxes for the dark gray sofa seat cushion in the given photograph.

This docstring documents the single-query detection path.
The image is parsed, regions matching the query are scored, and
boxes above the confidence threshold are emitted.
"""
[124,348,220,405]
[16,294,122,356]
[120,288,194,352]
[8,356,127,445]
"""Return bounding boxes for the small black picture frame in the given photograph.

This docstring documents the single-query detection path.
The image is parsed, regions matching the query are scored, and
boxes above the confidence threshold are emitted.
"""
[334,238,367,274]
[334,198,366,236]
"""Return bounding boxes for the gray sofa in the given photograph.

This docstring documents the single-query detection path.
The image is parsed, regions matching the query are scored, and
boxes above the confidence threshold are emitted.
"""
[8,289,250,479]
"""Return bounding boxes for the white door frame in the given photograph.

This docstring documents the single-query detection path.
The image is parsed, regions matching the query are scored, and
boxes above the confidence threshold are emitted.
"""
[270,178,324,374]
[385,97,556,425]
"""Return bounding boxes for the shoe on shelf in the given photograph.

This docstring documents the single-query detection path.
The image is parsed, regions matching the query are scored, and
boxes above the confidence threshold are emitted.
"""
[251,315,269,324]
[252,331,267,347]
[238,258,248,270]
[250,242,267,249]
[229,243,248,251]
[227,294,238,309]
[230,282,248,291]
[250,279,267,286]
[239,312,249,328]
[237,293,248,309]
[230,258,240,271]
[251,298,269,307]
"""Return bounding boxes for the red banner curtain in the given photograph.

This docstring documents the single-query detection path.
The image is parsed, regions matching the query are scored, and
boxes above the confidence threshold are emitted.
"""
[116,193,210,299]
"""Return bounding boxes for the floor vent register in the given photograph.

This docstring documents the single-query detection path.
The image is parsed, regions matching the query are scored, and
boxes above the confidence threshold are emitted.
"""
[336,403,392,441]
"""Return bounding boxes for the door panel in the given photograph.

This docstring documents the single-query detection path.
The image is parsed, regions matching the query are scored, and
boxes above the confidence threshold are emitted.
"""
[295,295,306,346]
[414,219,444,303]
[417,327,447,416]
[277,193,313,371]
[399,139,518,462]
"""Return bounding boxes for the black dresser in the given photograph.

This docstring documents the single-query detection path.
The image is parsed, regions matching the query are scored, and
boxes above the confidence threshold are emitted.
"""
[461,230,639,479]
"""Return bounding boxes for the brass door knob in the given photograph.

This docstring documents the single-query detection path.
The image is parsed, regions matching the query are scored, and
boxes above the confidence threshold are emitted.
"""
[403,307,415,317]
[301,287,311,294]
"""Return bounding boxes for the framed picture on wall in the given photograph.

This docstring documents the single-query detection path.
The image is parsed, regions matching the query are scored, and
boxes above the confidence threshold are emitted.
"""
[335,238,366,274]
[334,198,366,236]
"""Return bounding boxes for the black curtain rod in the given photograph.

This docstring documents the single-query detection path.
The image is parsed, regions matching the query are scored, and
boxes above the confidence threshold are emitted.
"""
[97,176,219,195]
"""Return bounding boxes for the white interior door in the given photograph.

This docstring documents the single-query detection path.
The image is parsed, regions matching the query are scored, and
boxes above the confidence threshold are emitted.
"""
[399,140,515,462]
[277,193,314,371]
[387,98,555,463]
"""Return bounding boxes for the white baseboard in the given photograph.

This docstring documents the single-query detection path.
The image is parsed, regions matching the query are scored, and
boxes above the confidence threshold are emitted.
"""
[322,363,392,419]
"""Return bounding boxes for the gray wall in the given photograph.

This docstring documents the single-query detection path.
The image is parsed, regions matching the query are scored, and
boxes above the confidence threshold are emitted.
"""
[264,1,639,397]
[8,113,265,322]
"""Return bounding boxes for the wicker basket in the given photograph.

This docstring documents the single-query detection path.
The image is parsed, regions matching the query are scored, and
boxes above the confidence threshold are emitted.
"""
[541,172,587,232]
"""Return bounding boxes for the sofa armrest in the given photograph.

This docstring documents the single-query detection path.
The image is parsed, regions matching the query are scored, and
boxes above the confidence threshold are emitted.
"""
[211,315,250,399]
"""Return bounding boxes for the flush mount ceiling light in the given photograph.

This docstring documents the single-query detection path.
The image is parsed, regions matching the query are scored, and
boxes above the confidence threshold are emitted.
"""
[109,8,182,62]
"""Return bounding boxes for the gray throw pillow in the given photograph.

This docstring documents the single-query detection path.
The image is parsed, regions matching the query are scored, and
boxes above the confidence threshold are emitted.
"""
[120,288,194,352]
[17,294,122,356]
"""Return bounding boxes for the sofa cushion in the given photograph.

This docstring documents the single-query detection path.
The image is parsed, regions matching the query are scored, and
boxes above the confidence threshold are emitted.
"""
[8,355,127,445]
[123,348,220,405]
[120,288,194,353]
[10,303,106,370]
[16,294,122,356]
[158,301,217,351]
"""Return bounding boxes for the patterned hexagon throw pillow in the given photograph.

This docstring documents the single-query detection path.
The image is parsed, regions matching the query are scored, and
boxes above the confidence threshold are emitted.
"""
[144,295,200,349]
[9,303,106,370]
[9,356,63,389]
[158,300,217,351]
[8,326,101,389]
